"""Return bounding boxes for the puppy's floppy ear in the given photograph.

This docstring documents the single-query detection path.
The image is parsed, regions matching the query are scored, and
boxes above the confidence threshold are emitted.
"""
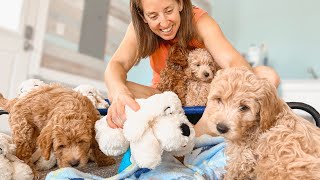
[168,44,188,67]
[91,131,116,166]
[258,79,283,131]
[212,60,221,73]
[37,122,53,160]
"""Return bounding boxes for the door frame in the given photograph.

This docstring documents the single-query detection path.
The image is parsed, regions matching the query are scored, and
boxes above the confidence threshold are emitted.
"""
[3,0,50,98]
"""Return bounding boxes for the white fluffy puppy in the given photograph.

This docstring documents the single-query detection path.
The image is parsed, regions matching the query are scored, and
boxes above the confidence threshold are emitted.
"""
[0,133,33,180]
[18,79,45,97]
[74,84,109,109]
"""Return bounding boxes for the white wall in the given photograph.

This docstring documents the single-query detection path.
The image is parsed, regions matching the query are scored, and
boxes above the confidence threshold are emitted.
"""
[212,0,320,80]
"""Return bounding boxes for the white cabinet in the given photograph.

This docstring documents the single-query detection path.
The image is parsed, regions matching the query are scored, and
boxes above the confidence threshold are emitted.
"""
[281,80,320,123]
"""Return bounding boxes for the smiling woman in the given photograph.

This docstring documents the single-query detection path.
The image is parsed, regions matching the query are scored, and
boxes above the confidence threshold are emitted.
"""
[131,0,194,61]
[140,0,183,41]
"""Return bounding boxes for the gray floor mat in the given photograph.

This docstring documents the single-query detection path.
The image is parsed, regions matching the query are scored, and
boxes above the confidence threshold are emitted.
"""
[39,156,122,179]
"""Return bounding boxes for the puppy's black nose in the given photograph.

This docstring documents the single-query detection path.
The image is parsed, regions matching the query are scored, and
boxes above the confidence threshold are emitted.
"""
[70,160,80,167]
[180,123,190,137]
[216,123,229,134]
[204,72,209,77]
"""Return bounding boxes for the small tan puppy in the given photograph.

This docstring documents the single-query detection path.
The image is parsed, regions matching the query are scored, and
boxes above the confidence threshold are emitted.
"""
[185,48,220,106]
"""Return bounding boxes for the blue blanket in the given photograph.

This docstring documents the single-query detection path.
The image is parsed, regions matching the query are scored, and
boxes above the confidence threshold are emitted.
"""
[46,135,226,180]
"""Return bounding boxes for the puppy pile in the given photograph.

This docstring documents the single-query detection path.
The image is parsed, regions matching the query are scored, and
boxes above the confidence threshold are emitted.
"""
[158,45,219,106]
[200,67,320,179]
[0,78,197,178]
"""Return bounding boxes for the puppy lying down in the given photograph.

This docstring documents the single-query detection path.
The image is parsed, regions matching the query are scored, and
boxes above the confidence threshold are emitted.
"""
[0,83,115,175]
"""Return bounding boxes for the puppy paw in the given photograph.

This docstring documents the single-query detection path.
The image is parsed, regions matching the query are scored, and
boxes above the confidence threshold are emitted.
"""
[95,155,116,167]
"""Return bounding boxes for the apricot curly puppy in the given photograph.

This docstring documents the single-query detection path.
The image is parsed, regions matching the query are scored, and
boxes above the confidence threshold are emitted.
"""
[157,44,189,105]
[199,67,320,180]
[0,84,115,174]
[185,48,220,106]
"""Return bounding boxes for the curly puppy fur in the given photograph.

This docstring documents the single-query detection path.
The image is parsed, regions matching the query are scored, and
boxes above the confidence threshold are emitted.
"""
[157,44,190,105]
[200,67,320,180]
[0,84,115,172]
[185,48,220,106]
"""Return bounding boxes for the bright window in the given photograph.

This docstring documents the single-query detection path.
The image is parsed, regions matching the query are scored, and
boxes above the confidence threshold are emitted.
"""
[0,0,23,32]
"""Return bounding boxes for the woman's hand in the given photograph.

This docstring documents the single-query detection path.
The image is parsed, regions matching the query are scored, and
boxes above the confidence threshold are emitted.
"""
[107,88,140,128]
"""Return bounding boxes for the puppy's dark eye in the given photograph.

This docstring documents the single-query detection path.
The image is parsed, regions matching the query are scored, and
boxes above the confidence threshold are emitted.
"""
[78,140,86,144]
[34,85,39,87]
[196,64,200,67]
[215,98,222,104]
[57,145,65,149]
[239,105,249,112]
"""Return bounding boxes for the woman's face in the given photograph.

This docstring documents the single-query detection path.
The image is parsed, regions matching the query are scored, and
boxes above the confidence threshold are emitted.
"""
[141,0,183,41]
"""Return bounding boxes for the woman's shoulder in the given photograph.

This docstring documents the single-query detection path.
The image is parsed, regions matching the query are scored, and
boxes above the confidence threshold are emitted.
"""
[192,6,208,22]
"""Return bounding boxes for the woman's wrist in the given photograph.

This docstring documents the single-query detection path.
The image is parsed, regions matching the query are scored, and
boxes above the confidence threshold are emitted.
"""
[108,83,130,102]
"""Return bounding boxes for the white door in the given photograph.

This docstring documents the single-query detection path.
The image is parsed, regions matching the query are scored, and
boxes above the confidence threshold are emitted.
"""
[0,0,48,134]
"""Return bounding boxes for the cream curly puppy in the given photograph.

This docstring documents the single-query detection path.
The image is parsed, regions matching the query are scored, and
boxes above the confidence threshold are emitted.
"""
[196,67,320,180]
[185,48,220,106]
[0,133,34,180]
[18,79,46,97]
[74,84,109,109]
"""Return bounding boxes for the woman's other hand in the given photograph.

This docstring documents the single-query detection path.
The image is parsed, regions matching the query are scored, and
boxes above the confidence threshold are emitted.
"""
[107,88,140,128]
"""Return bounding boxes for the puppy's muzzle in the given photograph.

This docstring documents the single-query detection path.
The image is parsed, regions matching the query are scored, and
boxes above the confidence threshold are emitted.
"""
[216,123,229,134]
[69,159,80,167]
[204,72,210,77]
[180,123,191,137]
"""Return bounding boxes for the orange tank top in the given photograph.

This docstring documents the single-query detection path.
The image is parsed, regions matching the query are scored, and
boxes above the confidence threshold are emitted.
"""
[150,6,207,88]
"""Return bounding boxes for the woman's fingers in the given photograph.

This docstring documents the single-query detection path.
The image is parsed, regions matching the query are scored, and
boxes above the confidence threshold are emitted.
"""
[115,101,125,128]
[106,92,140,128]
[125,96,140,111]
[122,96,140,119]
[107,106,119,128]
